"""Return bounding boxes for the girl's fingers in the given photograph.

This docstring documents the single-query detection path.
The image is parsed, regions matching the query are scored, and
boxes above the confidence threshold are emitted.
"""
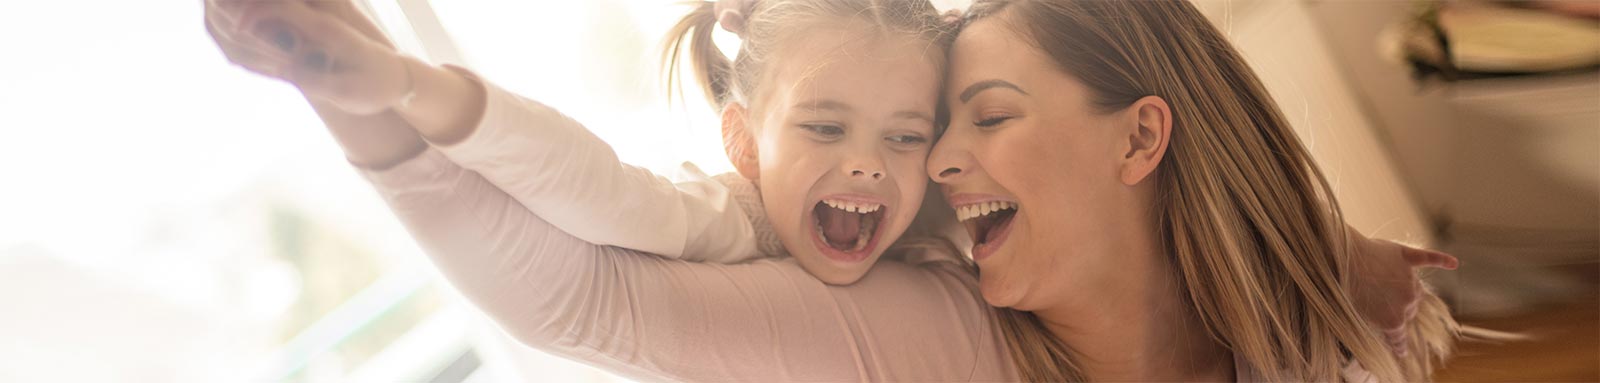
[208,7,296,71]
[238,1,355,76]
[1400,246,1459,270]
[206,11,294,77]
[214,1,348,93]
[210,0,271,27]
[204,1,253,44]
[211,0,403,113]
[206,4,287,58]
[235,0,335,47]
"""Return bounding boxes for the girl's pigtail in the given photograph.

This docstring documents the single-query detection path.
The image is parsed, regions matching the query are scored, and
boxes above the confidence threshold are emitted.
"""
[662,1,735,108]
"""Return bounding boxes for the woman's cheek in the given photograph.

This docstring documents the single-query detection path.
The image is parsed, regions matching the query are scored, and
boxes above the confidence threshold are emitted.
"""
[990,127,1043,186]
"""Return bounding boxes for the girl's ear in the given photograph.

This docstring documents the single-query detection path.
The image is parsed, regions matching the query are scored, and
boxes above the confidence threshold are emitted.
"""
[1119,95,1172,186]
[722,103,760,181]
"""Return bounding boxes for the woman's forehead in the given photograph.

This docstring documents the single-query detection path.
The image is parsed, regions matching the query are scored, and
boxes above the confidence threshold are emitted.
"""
[946,20,1048,88]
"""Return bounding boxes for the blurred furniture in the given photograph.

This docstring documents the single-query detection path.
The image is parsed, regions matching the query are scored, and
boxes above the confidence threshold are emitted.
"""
[1305,0,1598,381]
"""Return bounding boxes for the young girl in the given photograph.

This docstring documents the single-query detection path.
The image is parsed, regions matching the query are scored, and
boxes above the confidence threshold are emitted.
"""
[212,0,959,286]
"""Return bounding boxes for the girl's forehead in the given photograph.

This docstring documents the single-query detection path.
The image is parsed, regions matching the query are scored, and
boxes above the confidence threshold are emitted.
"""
[770,34,943,85]
[772,52,940,99]
[741,26,944,114]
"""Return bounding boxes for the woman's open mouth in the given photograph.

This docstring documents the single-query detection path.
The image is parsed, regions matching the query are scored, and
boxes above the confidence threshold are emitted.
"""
[956,201,1018,261]
[810,198,887,262]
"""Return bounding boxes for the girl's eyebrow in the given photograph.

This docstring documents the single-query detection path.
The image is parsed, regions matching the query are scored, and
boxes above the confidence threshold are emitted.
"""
[792,99,853,112]
[958,79,1029,103]
[893,110,934,123]
[793,99,931,123]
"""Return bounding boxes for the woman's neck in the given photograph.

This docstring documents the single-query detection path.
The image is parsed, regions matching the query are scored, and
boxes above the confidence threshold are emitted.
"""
[1031,243,1234,382]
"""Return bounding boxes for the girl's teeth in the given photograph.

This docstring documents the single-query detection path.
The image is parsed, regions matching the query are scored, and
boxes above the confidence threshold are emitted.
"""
[823,199,882,214]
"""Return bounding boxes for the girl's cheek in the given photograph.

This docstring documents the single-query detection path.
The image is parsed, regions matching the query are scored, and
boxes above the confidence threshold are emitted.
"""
[889,155,927,181]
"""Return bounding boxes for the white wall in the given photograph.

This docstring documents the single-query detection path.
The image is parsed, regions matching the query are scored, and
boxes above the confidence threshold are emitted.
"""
[1193,0,1438,245]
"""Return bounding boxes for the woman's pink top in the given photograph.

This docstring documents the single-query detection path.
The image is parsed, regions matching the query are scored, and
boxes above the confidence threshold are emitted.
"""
[352,77,1019,382]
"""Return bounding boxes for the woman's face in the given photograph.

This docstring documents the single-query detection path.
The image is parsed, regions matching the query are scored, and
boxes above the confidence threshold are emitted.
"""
[928,18,1143,311]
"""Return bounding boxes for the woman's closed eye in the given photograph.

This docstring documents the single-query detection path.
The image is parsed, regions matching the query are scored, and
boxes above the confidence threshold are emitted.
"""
[974,116,1013,128]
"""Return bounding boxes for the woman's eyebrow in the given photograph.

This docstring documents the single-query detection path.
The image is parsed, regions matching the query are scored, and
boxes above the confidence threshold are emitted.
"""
[958,79,1029,103]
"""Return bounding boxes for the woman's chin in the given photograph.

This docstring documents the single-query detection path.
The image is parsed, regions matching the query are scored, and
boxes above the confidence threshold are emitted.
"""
[976,271,1026,308]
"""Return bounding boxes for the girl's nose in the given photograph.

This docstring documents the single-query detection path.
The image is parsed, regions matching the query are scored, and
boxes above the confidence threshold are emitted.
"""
[850,168,884,181]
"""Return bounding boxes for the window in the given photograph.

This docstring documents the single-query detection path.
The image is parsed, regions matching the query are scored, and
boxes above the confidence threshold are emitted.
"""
[0,0,723,381]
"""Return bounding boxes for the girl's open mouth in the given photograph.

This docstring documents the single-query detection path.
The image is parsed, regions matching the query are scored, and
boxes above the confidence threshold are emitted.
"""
[957,201,1018,261]
[810,198,887,262]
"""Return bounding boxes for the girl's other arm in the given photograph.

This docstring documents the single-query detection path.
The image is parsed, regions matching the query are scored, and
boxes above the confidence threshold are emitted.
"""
[357,149,1011,382]
[396,65,758,261]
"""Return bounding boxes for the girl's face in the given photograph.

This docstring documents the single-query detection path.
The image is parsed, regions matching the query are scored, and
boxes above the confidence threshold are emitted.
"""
[928,18,1142,310]
[750,28,941,285]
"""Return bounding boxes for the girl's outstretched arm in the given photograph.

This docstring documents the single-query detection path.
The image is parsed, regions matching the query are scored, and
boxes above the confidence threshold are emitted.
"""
[209,0,760,261]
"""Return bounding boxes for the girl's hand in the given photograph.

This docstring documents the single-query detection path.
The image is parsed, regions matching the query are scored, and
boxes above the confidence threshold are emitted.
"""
[1349,231,1459,356]
[205,0,409,115]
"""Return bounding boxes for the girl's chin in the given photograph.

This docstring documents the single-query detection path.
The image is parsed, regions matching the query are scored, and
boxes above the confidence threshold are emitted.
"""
[794,253,874,285]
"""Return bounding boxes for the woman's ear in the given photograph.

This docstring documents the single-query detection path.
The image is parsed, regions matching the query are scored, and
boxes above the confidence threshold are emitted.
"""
[1119,95,1172,186]
[722,103,761,181]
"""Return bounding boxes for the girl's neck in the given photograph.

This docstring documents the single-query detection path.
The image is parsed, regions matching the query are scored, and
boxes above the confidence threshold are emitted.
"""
[1032,244,1234,382]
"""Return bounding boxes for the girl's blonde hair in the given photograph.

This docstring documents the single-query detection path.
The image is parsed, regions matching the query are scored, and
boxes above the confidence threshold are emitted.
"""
[955,1,1458,381]
[661,0,954,114]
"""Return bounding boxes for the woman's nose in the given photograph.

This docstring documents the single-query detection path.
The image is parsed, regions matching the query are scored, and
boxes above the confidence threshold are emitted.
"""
[928,139,970,184]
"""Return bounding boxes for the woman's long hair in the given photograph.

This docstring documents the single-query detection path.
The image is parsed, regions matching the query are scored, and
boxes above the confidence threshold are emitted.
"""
[958,1,1458,381]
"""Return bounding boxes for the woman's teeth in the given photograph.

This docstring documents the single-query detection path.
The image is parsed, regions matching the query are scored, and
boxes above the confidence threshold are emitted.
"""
[956,201,1018,221]
[823,199,882,213]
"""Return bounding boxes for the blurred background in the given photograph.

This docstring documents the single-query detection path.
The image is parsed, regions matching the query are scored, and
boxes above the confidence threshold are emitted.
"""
[0,0,1592,382]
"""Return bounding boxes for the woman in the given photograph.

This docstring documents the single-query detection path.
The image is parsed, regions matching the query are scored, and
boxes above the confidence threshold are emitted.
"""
[204,0,1455,380]
[928,1,1456,380]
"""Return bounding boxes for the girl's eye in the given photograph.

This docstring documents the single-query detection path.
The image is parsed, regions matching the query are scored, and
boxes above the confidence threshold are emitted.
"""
[886,134,928,144]
[974,116,1012,128]
[800,124,845,137]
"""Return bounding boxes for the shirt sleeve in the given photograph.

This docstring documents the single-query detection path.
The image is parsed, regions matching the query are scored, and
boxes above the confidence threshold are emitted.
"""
[353,149,1016,382]
[428,66,758,262]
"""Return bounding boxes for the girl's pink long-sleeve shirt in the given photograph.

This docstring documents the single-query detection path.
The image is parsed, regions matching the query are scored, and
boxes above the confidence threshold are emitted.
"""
[352,76,1020,382]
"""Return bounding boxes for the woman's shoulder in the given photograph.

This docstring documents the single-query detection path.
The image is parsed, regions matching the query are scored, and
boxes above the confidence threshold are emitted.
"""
[815,257,1018,381]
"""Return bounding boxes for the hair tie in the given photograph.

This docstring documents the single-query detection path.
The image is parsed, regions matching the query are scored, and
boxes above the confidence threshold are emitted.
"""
[715,0,751,36]
[941,9,965,27]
